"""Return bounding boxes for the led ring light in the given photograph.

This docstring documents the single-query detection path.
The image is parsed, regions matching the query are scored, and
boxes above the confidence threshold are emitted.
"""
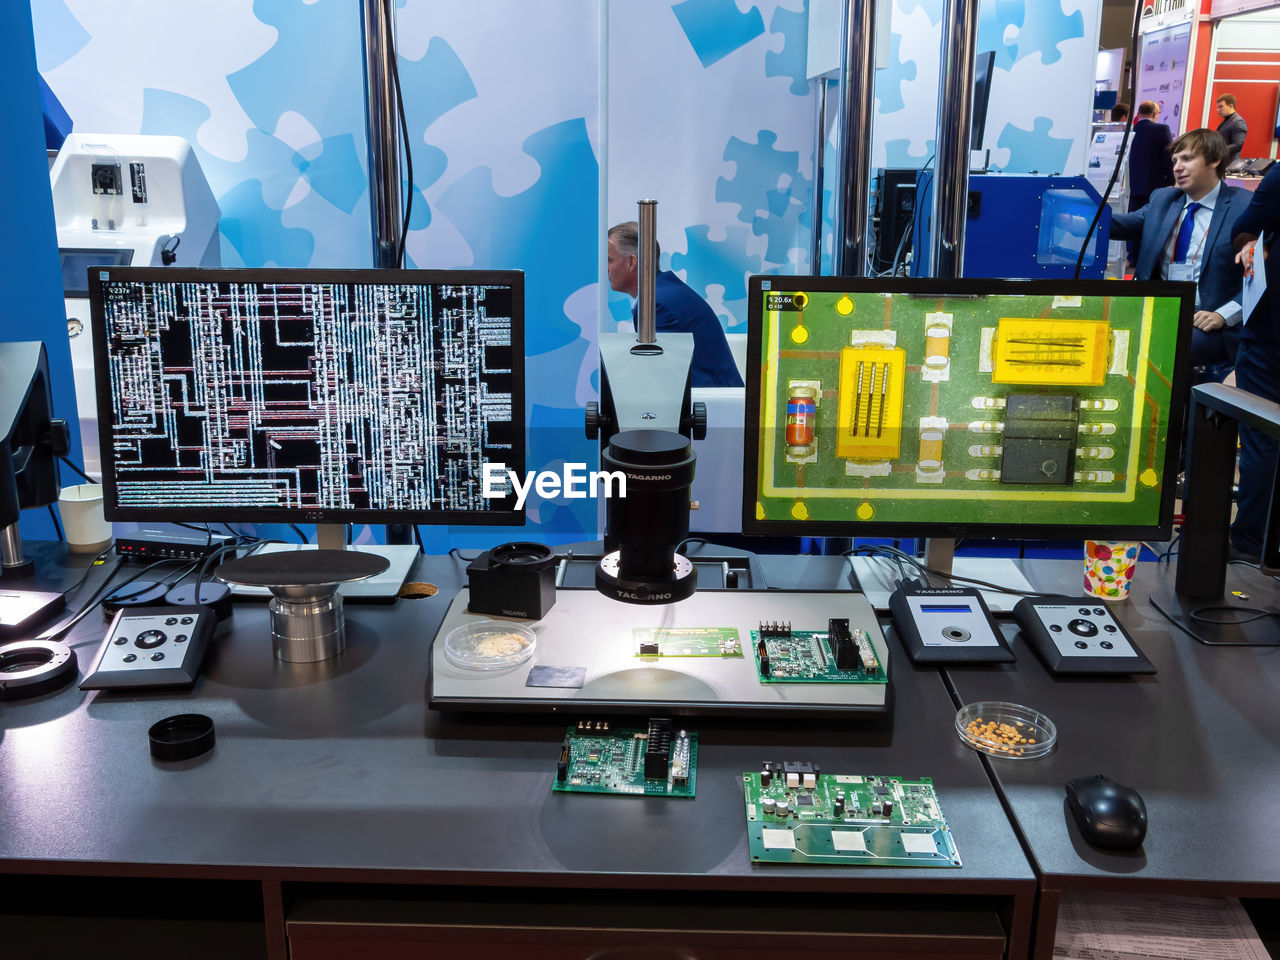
[0,638,77,701]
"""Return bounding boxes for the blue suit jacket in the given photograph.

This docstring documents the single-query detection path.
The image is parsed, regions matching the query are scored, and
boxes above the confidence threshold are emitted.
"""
[1111,183,1247,316]
[1127,119,1174,198]
[632,271,743,387]
[1232,163,1280,342]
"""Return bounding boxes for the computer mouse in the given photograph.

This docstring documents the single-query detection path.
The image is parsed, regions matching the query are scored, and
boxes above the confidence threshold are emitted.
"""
[1065,774,1148,850]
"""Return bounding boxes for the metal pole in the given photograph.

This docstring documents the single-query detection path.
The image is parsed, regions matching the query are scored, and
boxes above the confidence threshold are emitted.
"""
[833,0,877,277]
[636,199,658,344]
[360,0,411,548]
[929,0,979,279]
[810,78,828,276]
[360,0,402,270]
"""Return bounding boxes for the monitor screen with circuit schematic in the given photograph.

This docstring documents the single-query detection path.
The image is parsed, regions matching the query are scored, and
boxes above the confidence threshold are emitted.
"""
[741,277,1194,543]
[89,266,525,527]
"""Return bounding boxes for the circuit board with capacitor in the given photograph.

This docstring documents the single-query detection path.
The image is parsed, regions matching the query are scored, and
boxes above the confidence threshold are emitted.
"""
[751,619,887,684]
[553,719,697,798]
[743,763,961,866]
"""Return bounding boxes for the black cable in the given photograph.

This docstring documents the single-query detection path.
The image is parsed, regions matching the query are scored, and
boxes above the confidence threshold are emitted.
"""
[449,547,483,562]
[47,505,64,541]
[37,556,188,642]
[413,524,424,554]
[382,0,414,268]
[56,544,117,599]
[1189,605,1280,627]
[58,456,96,483]
[1151,592,1280,646]
[288,523,309,544]
[1072,0,1141,280]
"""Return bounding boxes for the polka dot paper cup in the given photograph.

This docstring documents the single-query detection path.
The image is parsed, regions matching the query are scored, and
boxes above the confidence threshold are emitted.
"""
[1083,540,1140,600]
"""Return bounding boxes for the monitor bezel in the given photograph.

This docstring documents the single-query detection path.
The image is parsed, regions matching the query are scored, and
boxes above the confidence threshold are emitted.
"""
[740,274,1195,541]
[89,265,527,526]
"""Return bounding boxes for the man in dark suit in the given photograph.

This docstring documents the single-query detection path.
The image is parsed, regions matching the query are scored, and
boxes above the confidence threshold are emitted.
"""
[607,221,743,388]
[1229,164,1280,561]
[1111,128,1247,375]
[1127,100,1174,212]
[1215,93,1248,166]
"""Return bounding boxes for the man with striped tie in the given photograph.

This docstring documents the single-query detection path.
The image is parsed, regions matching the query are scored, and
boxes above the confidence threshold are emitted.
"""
[1110,128,1249,377]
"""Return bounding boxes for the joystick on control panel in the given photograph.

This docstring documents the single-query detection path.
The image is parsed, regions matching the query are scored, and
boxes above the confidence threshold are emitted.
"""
[1012,597,1155,675]
[81,605,217,690]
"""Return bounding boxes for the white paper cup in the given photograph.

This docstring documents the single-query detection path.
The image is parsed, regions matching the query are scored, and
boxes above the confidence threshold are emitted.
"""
[58,483,112,552]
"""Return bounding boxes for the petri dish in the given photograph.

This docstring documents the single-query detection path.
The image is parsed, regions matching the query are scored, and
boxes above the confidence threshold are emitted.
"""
[444,621,536,671]
[955,700,1057,759]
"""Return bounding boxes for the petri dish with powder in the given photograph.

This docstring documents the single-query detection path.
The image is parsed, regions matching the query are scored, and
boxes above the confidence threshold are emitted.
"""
[443,621,536,671]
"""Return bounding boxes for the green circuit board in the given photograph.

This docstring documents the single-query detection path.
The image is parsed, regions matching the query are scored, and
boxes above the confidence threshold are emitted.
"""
[744,766,961,866]
[633,626,743,658]
[750,623,886,684]
[552,720,697,798]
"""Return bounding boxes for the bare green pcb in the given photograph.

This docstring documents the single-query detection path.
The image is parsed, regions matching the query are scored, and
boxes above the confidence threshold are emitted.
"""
[750,624,887,684]
[633,626,743,658]
[553,719,697,798]
[744,766,961,866]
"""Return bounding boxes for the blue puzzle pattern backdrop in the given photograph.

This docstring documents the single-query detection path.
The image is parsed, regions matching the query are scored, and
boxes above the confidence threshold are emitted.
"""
[610,0,1100,333]
[32,0,1100,543]
[32,0,602,548]
[876,0,1098,178]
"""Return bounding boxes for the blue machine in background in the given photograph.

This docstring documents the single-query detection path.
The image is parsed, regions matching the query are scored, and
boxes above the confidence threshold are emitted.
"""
[913,174,1112,279]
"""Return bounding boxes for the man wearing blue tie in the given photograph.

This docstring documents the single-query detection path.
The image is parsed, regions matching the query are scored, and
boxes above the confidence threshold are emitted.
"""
[1110,128,1247,377]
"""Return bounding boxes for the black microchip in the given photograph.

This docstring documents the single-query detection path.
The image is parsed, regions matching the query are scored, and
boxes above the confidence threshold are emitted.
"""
[796,794,815,806]
[1000,393,1079,485]
[909,785,920,793]
[874,785,891,795]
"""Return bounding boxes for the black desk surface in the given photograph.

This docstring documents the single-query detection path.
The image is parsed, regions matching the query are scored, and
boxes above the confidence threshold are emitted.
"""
[0,545,1033,896]
[947,557,1280,893]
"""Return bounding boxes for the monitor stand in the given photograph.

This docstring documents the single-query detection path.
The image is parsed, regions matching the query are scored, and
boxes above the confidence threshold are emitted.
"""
[226,524,416,602]
[1151,562,1280,645]
[848,538,1034,614]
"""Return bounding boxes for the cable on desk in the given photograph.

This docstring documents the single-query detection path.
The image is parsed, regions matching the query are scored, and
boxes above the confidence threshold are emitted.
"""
[1150,568,1280,646]
[449,547,484,562]
[40,553,209,646]
[47,504,64,541]
[845,543,1059,598]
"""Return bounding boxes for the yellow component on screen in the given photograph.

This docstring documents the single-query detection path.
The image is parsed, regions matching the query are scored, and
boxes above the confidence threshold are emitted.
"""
[992,318,1111,386]
[836,344,906,461]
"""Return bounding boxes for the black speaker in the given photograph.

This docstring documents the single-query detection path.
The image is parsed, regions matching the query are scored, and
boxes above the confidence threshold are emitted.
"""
[467,542,558,620]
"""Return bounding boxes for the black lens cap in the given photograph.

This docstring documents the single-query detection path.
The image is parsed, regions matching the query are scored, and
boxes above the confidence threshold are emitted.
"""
[149,713,215,762]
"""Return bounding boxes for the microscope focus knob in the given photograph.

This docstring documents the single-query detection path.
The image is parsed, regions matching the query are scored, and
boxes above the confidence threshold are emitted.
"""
[688,401,707,441]
[585,402,606,440]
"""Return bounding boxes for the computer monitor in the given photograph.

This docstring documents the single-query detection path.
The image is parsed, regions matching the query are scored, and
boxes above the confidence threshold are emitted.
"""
[741,276,1193,543]
[89,267,525,527]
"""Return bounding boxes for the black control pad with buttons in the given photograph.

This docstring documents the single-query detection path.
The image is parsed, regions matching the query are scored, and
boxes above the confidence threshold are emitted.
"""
[1012,597,1155,675]
[81,605,217,690]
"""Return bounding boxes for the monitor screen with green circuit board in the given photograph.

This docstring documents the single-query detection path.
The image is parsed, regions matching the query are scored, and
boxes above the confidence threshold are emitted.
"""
[741,277,1194,541]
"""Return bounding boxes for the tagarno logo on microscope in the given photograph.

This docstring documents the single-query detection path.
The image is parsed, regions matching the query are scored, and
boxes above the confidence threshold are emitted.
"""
[482,463,626,510]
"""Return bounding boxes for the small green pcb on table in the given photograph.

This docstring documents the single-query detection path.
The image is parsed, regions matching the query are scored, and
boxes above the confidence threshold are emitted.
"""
[553,719,697,798]
[750,620,887,684]
[633,626,743,658]
[744,764,961,866]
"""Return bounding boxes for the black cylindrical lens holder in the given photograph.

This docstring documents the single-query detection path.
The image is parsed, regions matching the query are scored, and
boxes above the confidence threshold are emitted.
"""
[598,430,697,603]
